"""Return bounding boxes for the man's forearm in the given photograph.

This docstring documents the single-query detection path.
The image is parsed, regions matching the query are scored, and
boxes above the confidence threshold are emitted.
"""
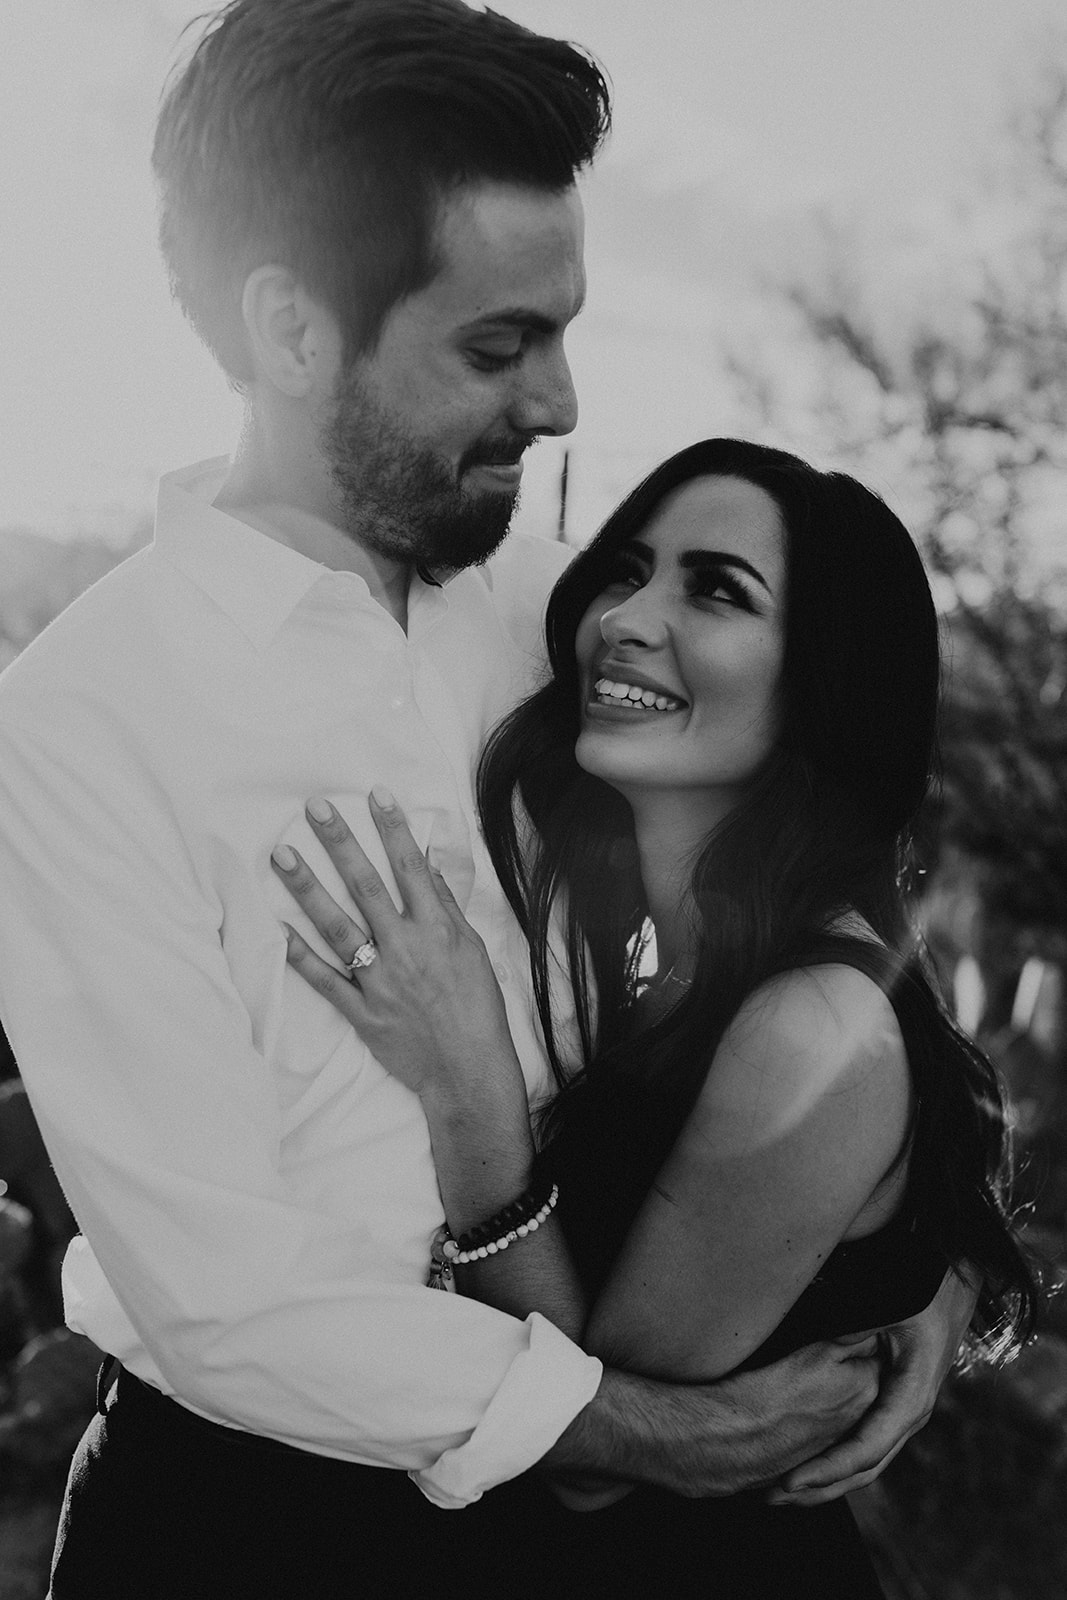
[543,1366,786,1497]
[541,1343,880,1498]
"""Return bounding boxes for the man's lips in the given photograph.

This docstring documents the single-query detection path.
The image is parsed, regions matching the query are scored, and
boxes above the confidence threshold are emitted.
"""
[462,436,536,475]
[465,459,525,489]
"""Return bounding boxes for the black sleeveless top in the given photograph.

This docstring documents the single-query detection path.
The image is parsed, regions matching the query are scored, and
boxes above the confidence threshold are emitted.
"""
[540,937,948,1368]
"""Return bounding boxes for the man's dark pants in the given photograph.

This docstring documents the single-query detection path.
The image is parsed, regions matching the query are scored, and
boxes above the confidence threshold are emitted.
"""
[50,1362,509,1598]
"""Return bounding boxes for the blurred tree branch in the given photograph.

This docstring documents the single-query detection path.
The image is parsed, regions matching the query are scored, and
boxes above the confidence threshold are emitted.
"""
[732,49,1067,958]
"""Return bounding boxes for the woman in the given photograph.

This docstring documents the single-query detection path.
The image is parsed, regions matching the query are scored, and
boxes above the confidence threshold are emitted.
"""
[274,439,1036,1597]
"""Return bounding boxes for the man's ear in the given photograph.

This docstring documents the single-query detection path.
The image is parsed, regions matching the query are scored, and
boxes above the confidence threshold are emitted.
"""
[239,265,341,398]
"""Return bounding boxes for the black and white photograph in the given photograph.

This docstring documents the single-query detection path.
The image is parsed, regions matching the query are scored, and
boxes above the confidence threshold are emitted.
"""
[0,4,1065,1596]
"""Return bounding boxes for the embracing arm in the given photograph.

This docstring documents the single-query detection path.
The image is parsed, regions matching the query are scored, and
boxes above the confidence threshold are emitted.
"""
[422,1029,972,1504]
[0,715,603,1503]
[769,1264,979,1504]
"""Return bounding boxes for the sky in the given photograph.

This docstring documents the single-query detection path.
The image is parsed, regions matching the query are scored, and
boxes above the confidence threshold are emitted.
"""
[2,0,1064,545]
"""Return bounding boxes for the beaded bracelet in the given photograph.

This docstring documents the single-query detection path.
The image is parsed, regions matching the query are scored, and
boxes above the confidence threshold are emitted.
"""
[426,1184,559,1289]
[455,1177,556,1253]
[447,1185,559,1264]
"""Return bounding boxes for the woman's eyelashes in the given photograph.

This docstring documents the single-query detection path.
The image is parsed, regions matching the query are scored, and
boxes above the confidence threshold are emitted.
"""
[601,551,646,592]
[687,568,757,610]
[601,551,758,611]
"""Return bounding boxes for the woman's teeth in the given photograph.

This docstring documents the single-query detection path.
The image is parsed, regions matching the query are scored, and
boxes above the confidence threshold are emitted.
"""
[594,677,683,712]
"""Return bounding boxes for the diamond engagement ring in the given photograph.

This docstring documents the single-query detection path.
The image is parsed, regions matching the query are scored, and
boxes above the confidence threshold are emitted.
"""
[347,940,378,972]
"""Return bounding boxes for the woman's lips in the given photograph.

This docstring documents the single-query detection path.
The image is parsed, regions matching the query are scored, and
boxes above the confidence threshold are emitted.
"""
[591,676,686,713]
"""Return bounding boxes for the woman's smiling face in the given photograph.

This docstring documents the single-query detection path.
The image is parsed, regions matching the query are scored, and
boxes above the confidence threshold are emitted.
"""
[574,474,787,823]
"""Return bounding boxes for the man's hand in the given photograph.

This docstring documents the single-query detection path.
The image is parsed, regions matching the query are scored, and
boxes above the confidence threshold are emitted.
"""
[670,1336,883,1497]
[546,1336,880,1498]
[767,1268,979,1506]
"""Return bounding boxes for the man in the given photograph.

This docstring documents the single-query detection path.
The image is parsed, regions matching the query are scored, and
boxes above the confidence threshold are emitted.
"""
[0,3,970,1594]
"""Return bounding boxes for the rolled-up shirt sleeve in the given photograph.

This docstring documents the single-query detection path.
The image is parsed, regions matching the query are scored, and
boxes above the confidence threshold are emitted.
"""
[0,711,602,1500]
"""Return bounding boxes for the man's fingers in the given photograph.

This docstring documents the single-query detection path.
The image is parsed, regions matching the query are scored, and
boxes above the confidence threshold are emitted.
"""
[773,1356,934,1503]
[767,1430,913,1505]
[773,1275,969,1506]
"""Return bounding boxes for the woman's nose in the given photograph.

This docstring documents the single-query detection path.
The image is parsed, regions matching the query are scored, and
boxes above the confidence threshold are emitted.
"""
[598,587,666,649]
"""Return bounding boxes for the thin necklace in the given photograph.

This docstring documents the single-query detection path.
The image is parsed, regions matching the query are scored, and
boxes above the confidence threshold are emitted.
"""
[655,961,692,990]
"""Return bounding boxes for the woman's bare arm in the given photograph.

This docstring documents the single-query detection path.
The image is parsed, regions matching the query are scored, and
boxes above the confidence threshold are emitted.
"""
[583,965,913,1380]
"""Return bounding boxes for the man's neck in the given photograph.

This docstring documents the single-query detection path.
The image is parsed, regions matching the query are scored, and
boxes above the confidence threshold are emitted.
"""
[214,465,413,629]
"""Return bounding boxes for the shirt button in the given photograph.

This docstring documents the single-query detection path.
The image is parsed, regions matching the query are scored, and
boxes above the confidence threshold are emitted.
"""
[390,693,405,711]
[494,963,511,984]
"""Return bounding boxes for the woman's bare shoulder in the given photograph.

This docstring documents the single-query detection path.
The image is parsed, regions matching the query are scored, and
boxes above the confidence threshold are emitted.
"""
[690,958,911,1157]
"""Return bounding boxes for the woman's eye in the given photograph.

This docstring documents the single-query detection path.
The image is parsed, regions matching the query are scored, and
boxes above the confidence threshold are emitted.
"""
[601,558,644,592]
[691,572,752,609]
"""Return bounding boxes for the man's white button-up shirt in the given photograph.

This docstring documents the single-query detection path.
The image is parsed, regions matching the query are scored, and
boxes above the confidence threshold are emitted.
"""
[0,460,601,1506]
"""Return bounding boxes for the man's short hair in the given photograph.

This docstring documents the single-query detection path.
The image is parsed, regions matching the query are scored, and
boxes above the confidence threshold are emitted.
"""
[152,0,611,383]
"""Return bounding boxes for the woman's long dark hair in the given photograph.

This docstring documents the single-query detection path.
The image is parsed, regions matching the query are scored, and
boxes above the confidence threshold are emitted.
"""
[478,438,1037,1361]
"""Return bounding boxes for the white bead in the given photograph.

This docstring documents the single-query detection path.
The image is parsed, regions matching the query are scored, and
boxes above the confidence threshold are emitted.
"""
[434,1185,559,1276]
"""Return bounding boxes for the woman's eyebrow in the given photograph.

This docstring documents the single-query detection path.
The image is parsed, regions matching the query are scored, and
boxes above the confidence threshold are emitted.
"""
[628,539,771,593]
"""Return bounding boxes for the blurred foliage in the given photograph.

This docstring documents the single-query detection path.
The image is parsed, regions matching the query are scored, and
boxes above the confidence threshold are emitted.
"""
[738,48,1067,968]
[737,51,1067,610]
[0,521,150,672]
[937,597,1067,941]
[728,47,1067,1600]
[0,1023,99,1593]
[853,1336,1067,1599]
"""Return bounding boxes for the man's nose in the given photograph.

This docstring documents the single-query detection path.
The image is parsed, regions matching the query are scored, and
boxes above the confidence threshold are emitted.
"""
[511,346,578,438]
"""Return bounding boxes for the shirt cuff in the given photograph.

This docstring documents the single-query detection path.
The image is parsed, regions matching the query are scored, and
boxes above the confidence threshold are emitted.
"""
[410,1312,602,1508]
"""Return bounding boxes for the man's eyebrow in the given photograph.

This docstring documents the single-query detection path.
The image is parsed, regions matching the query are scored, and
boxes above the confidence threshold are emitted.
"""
[460,296,586,337]
[629,539,772,594]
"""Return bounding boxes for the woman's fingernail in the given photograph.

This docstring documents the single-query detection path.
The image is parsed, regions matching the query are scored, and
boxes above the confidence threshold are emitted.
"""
[272,844,298,871]
[306,797,333,823]
[370,785,395,808]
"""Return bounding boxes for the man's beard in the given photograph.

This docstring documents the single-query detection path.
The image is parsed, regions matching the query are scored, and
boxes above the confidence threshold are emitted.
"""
[321,365,530,573]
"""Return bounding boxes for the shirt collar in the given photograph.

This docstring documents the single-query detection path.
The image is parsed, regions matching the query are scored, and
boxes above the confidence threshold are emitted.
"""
[152,458,369,651]
[153,458,471,649]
